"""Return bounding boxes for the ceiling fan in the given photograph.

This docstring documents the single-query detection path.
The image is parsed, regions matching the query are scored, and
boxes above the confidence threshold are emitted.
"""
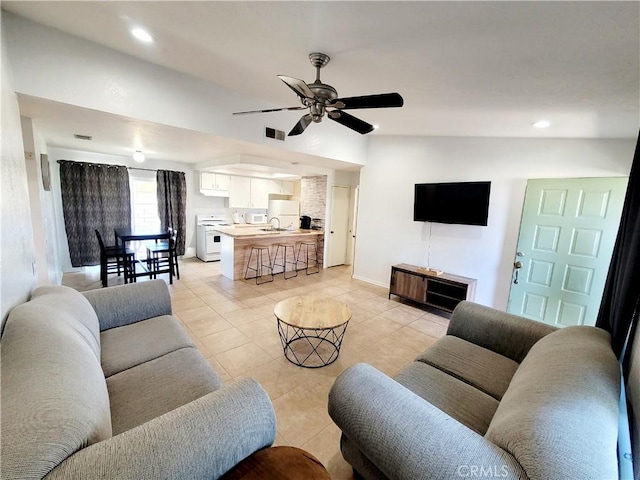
[233,52,404,136]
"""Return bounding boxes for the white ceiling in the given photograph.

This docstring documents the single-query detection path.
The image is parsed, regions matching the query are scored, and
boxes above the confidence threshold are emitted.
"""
[3,1,639,166]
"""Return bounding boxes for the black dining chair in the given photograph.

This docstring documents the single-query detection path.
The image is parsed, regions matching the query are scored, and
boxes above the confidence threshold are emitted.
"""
[95,229,136,287]
[146,228,179,283]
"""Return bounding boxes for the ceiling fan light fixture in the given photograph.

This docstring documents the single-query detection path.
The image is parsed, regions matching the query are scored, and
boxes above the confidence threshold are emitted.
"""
[133,150,145,162]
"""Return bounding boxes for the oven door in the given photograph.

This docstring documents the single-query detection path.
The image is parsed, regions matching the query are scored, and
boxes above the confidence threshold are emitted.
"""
[206,231,221,254]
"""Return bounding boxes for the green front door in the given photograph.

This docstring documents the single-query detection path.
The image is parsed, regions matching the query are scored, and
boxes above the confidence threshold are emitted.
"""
[507,177,627,327]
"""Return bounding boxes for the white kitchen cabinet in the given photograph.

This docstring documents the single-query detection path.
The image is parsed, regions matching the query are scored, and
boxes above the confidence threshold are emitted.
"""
[229,176,251,208]
[214,174,230,190]
[268,180,281,194]
[250,178,271,209]
[200,172,231,194]
[268,180,294,195]
[201,172,216,190]
[281,181,294,195]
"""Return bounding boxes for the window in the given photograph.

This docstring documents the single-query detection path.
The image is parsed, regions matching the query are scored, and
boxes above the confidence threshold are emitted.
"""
[129,171,160,256]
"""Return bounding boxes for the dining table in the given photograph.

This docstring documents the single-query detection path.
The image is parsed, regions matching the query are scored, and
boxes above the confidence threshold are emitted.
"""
[114,227,173,283]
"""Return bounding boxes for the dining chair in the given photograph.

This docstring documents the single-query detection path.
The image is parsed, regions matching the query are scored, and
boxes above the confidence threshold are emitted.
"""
[146,228,179,283]
[95,229,136,287]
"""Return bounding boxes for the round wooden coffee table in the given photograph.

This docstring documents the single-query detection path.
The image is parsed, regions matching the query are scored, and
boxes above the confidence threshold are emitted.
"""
[274,295,351,368]
[220,446,330,480]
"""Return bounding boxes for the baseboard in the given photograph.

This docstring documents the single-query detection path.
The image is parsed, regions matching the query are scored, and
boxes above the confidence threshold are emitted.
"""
[351,274,388,289]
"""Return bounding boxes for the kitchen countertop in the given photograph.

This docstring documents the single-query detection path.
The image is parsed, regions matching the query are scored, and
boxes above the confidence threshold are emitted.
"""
[213,226,323,238]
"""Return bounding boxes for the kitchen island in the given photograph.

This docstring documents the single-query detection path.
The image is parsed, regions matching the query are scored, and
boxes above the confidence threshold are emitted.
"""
[213,225,324,280]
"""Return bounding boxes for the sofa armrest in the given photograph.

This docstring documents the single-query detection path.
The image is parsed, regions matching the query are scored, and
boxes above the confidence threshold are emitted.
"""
[328,364,527,480]
[447,301,557,363]
[82,279,173,331]
[45,379,276,480]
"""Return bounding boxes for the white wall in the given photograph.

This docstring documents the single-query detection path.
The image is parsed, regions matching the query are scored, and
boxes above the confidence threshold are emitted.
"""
[47,147,227,272]
[3,12,368,167]
[1,32,36,326]
[354,136,635,308]
[21,118,61,285]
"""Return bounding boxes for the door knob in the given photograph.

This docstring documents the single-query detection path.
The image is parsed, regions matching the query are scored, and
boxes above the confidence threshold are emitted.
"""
[513,261,523,284]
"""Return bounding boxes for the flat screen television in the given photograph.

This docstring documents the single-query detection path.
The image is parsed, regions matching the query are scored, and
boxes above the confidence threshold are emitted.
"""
[414,181,491,226]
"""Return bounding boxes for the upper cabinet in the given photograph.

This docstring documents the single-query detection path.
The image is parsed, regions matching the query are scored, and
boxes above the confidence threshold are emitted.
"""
[269,180,294,195]
[213,174,230,191]
[209,173,296,207]
[281,181,294,195]
[200,172,230,197]
[250,178,271,209]
[229,176,251,208]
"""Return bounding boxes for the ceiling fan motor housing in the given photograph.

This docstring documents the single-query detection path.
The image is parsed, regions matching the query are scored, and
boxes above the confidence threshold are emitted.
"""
[309,82,338,104]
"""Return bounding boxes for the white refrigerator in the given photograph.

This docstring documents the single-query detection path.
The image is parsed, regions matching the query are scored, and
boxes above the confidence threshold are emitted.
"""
[268,200,299,229]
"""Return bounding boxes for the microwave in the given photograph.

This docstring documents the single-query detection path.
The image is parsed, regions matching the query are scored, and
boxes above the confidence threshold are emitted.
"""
[246,213,268,224]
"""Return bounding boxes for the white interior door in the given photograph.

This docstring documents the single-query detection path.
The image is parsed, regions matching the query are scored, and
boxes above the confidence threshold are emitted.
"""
[328,186,350,267]
[507,177,627,327]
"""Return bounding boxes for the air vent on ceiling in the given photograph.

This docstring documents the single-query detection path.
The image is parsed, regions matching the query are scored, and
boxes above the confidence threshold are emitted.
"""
[74,134,93,141]
[265,127,285,141]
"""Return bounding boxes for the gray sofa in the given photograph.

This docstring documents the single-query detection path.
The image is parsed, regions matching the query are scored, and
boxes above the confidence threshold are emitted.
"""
[1,280,276,480]
[329,301,621,480]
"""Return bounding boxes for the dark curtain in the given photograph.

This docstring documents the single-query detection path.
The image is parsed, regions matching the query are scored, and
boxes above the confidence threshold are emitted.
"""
[597,131,640,359]
[59,161,131,267]
[157,170,187,255]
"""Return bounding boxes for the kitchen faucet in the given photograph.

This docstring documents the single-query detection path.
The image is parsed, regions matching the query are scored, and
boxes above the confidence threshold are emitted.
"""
[268,217,280,230]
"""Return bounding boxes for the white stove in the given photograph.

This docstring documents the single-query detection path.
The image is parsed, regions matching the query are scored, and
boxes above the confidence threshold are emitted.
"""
[196,214,230,262]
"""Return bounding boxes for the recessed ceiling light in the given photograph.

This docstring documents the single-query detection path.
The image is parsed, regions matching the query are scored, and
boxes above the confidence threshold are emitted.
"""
[131,28,154,43]
[532,120,551,129]
[373,124,380,130]
[133,150,145,163]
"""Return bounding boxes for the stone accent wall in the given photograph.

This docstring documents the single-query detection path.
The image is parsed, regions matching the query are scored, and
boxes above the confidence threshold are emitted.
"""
[300,175,327,222]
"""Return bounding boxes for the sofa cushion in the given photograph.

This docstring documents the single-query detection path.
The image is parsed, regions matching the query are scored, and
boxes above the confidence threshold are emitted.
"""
[416,336,519,400]
[107,347,223,435]
[395,361,499,435]
[1,286,111,479]
[486,326,620,480]
[101,315,194,377]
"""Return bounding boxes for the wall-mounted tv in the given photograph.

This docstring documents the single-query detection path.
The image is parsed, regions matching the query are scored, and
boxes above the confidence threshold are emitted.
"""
[414,181,491,226]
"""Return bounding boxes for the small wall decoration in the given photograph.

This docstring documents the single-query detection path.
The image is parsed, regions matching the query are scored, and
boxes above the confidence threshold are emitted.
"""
[40,154,51,191]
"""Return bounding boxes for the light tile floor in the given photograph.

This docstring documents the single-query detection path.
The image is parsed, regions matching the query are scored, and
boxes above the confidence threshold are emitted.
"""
[63,258,450,479]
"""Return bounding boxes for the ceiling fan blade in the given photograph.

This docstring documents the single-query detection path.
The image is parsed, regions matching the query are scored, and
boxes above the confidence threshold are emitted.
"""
[288,113,313,136]
[329,111,375,135]
[233,106,306,115]
[278,75,316,100]
[334,93,404,110]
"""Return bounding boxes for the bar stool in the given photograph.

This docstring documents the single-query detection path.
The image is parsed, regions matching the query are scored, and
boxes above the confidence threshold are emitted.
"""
[272,243,298,280]
[245,245,274,284]
[296,241,319,275]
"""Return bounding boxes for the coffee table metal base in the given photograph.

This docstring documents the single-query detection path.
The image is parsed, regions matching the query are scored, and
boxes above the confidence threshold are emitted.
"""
[277,320,349,368]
